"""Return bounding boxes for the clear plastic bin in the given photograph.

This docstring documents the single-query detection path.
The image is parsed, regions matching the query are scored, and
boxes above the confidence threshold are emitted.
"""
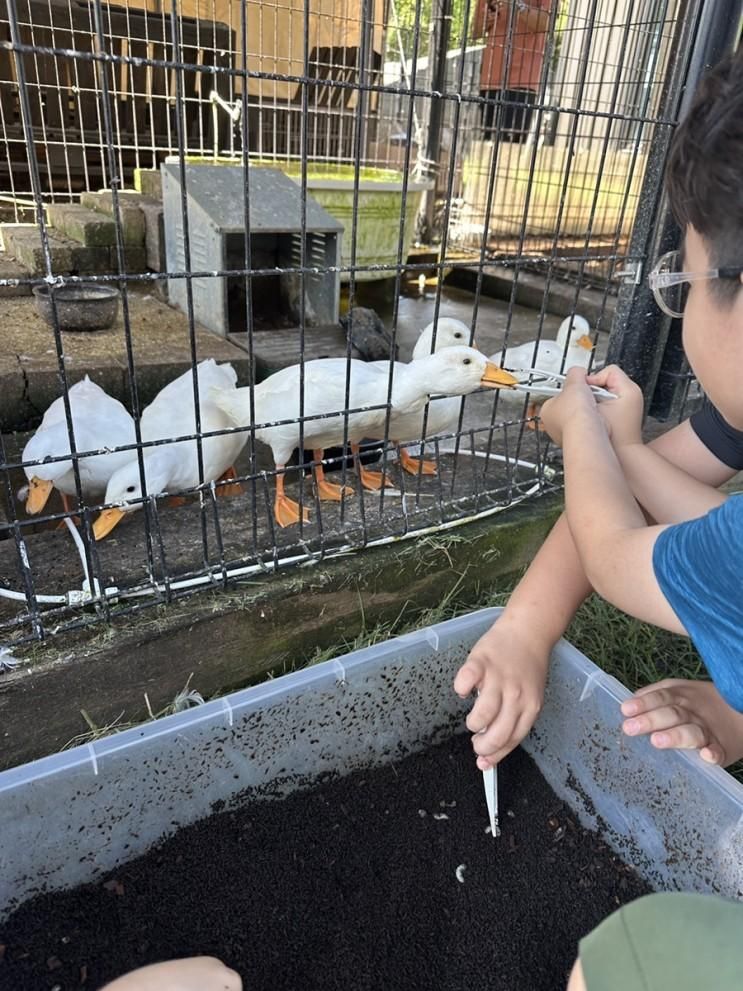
[1,607,742,921]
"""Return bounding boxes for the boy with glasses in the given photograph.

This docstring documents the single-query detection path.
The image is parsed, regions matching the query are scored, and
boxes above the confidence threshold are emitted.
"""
[456,47,743,771]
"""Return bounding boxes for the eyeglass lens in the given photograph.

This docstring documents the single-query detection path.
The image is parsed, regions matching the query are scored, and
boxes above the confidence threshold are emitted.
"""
[657,251,689,317]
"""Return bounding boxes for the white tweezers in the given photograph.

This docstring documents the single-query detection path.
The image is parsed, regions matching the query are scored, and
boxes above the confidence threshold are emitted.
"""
[509,367,617,401]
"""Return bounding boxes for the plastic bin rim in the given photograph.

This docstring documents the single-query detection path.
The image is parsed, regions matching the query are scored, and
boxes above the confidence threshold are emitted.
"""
[0,609,491,793]
[1,607,741,807]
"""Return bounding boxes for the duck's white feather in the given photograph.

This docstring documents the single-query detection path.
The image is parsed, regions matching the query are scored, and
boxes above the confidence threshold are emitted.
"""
[103,360,247,507]
[494,315,593,400]
[22,375,136,499]
[212,347,502,468]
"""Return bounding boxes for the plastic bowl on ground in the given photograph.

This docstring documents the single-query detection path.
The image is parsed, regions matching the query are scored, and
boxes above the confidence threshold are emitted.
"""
[32,283,120,331]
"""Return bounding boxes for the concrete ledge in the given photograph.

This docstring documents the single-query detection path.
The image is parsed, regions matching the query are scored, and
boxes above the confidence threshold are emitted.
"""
[138,196,165,273]
[0,493,562,770]
[47,204,116,247]
[0,292,253,431]
[446,266,616,331]
[134,168,163,199]
[1,224,73,274]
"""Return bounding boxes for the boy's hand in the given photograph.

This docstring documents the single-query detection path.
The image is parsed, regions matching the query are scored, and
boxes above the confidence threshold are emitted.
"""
[586,365,644,448]
[539,367,600,446]
[621,679,743,766]
[101,957,242,991]
[453,622,550,768]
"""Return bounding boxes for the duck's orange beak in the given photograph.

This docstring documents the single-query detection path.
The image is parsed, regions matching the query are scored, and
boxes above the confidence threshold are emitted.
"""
[577,334,593,351]
[480,362,519,389]
[25,476,53,514]
[93,507,126,540]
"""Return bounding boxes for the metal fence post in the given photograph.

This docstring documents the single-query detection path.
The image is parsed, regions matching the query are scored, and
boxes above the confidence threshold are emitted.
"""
[418,0,453,241]
[607,0,743,410]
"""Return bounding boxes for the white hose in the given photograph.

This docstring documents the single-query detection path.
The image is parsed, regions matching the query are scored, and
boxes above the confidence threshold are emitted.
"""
[0,453,554,610]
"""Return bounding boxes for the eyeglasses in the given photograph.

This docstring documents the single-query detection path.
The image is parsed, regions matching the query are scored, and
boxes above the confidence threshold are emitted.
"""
[648,250,743,318]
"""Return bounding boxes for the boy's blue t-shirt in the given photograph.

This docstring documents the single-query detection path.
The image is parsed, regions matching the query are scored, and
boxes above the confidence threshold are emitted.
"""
[652,494,743,711]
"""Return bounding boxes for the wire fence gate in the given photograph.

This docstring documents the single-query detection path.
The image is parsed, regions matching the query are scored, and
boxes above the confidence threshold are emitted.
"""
[0,0,732,648]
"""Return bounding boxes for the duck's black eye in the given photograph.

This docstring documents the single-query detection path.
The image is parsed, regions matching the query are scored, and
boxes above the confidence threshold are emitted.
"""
[455,332,462,338]
[463,357,471,365]
[126,485,136,493]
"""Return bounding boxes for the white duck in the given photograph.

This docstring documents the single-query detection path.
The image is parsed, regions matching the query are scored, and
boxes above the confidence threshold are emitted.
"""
[211,347,516,527]
[93,360,247,539]
[494,315,593,394]
[492,315,593,422]
[22,375,136,516]
[371,317,478,476]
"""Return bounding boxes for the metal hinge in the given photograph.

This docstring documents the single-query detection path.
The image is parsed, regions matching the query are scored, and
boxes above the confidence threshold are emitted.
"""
[614,261,643,285]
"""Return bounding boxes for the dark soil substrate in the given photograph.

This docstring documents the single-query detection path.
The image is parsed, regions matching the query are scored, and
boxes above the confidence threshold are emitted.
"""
[0,736,650,991]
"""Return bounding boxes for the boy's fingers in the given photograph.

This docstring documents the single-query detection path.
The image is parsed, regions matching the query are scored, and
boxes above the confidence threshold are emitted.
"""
[649,722,712,751]
[621,686,677,716]
[586,364,627,389]
[471,705,520,757]
[586,367,613,386]
[465,689,501,734]
[483,710,538,766]
[631,677,684,696]
[623,702,693,737]
[700,743,726,765]
[454,661,482,699]
[564,367,588,385]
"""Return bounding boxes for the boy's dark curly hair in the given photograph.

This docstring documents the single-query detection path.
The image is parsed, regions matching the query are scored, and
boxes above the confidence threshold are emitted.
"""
[665,45,743,304]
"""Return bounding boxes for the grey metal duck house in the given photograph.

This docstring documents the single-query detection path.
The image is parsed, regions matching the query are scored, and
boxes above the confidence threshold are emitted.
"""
[162,163,343,337]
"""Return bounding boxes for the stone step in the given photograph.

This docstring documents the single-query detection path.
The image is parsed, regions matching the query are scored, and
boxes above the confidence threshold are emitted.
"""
[134,168,163,200]
[47,203,116,248]
[138,196,165,274]
[1,223,73,274]
[0,223,127,276]
[79,191,145,246]
[109,244,148,274]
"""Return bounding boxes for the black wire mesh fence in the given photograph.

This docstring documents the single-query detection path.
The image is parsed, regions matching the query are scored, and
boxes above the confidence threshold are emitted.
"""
[0,0,711,647]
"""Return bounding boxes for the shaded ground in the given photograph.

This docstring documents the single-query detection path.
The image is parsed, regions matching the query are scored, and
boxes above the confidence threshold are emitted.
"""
[0,736,650,991]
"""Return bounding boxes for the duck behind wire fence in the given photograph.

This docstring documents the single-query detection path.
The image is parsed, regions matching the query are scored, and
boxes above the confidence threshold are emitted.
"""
[0,0,695,646]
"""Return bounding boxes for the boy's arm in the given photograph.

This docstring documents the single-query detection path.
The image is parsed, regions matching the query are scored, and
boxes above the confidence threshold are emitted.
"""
[542,367,727,631]
[558,407,689,632]
[457,413,736,768]
[650,418,738,488]
[615,440,727,525]
[455,511,590,768]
